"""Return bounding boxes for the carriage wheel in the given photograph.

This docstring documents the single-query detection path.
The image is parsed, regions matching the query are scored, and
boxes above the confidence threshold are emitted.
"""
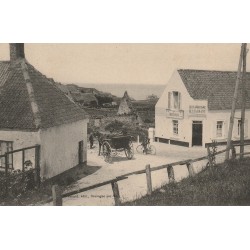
[125,141,134,159]
[102,142,112,163]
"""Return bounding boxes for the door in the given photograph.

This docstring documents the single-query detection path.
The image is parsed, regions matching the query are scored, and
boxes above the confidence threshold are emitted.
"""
[192,121,203,146]
[78,140,84,164]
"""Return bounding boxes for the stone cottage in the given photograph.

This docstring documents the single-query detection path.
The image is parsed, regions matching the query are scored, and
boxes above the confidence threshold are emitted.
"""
[0,44,88,179]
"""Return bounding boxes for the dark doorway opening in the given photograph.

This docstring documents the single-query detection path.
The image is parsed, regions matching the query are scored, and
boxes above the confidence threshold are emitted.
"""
[192,121,203,146]
[78,140,84,164]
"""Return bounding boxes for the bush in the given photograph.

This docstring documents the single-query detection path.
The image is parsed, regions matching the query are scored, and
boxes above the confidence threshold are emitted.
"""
[104,120,124,132]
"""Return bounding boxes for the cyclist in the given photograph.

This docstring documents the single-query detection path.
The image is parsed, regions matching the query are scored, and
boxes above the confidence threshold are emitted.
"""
[142,136,150,154]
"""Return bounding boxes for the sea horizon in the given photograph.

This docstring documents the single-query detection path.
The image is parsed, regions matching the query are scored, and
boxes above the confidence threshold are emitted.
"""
[66,83,165,100]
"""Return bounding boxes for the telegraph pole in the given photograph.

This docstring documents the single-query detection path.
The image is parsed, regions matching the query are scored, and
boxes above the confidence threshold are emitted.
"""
[225,44,245,161]
[240,43,247,159]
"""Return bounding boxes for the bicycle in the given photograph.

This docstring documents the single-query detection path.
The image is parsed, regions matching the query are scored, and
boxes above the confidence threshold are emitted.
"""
[136,141,156,155]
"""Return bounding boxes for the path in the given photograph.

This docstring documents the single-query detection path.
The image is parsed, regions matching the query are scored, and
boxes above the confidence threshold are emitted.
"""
[58,141,208,205]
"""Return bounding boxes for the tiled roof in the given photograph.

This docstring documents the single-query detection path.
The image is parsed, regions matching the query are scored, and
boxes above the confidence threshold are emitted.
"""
[0,61,11,87]
[0,59,87,130]
[178,69,250,110]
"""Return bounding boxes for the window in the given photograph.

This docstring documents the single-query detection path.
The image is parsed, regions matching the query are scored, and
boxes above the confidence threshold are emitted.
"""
[237,120,241,136]
[168,91,181,110]
[216,121,223,138]
[0,141,13,169]
[173,120,179,135]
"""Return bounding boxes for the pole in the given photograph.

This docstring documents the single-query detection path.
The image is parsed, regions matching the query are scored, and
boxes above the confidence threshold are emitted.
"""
[111,181,121,206]
[225,44,244,161]
[52,185,62,206]
[240,43,247,159]
[145,164,152,195]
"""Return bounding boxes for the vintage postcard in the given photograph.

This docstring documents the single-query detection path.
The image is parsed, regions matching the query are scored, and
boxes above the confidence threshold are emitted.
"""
[0,43,249,206]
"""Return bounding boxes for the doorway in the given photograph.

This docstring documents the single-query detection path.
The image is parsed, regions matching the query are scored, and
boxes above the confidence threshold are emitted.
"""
[192,121,203,146]
[78,140,84,164]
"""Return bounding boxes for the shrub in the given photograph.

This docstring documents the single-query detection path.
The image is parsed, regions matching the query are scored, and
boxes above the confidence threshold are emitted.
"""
[105,120,124,132]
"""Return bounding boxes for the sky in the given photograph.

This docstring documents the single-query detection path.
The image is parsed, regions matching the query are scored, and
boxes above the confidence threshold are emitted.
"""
[0,43,249,86]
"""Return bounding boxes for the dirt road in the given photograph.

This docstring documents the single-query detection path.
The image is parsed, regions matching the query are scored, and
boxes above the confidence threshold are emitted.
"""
[59,142,209,205]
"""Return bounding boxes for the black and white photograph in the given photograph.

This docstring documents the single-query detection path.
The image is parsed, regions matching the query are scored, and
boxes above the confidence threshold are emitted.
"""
[1,1,249,249]
[0,43,250,206]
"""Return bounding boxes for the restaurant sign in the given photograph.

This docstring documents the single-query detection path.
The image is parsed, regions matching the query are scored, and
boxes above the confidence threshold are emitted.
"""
[189,105,207,116]
[166,109,184,119]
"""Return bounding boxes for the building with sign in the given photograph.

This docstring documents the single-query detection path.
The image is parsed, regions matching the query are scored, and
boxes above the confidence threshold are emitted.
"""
[155,69,250,147]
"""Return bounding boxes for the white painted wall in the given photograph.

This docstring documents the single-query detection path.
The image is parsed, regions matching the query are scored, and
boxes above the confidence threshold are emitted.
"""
[0,119,88,179]
[40,119,88,179]
[206,110,250,143]
[155,70,250,147]
[155,70,207,145]
[0,130,40,170]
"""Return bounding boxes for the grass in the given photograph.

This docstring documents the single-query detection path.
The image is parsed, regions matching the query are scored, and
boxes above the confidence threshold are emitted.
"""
[0,163,101,206]
[123,158,250,206]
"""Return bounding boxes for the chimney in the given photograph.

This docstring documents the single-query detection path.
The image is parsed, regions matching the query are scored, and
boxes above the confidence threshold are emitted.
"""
[9,43,25,61]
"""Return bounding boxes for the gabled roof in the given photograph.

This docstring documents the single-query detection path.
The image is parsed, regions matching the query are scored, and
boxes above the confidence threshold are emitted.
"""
[178,69,250,110]
[0,59,87,131]
[117,91,135,115]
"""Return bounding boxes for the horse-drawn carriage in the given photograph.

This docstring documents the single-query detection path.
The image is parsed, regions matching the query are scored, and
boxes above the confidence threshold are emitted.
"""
[102,135,134,162]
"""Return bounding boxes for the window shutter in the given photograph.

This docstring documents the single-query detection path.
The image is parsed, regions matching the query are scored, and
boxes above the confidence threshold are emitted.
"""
[168,92,171,109]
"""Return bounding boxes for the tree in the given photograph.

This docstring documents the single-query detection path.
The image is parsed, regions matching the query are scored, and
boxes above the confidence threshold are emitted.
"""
[147,94,158,100]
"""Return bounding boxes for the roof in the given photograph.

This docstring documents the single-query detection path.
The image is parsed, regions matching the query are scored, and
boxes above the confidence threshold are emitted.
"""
[177,69,250,110]
[0,59,87,131]
[70,92,98,103]
[0,61,11,88]
[117,91,135,115]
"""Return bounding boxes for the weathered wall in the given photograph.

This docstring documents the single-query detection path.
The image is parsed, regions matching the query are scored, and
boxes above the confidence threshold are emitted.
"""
[39,120,88,179]
[0,130,40,169]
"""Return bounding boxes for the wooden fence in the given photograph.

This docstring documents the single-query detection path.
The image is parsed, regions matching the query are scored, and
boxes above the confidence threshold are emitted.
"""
[0,145,41,196]
[50,142,250,206]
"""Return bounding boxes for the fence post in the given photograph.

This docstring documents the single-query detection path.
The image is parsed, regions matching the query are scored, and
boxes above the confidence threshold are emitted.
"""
[35,145,41,188]
[186,162,195,177]
[22,150,25,172]
[5,153,9,196]
[111,181,121,206]
[52,185,62,206]
[167,165,175,183]
[231,144,236,160]
[145,164,152,195]
[206,146,213,168]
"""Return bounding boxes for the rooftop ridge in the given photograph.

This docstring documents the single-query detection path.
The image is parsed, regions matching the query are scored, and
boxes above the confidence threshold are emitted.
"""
[26,62,88,116]
[177,68,250,74]
[20,60,41,128]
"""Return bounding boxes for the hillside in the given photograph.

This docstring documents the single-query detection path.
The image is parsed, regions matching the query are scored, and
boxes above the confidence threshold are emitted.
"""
[54,82,121,107]
[123,158,250,206]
